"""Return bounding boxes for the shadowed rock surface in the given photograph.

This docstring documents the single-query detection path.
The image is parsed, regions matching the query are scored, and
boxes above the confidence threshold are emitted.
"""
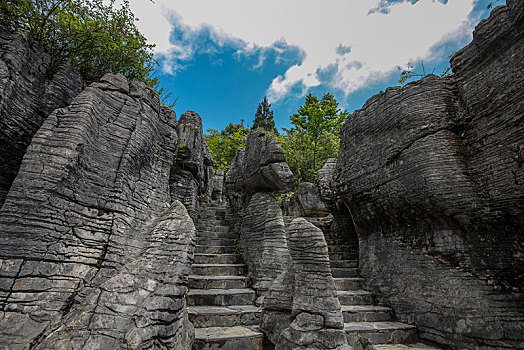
[0,73,195,349]
[287,182,329,217]
[0,26,83,206]
[171,110,214,219]
[334,3,524,348]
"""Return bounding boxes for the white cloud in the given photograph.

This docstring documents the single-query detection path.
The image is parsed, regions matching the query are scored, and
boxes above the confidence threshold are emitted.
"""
[128,0,477,100]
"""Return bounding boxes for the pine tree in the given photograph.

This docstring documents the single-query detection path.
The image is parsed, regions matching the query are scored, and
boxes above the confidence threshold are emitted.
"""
[252,97,279,134]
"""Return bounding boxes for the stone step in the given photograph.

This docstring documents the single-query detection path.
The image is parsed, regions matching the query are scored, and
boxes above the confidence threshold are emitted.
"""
[342,305,393,322]
[331,267,359,278]
[189,275,250,289]
[337,290,373,305]
[334,277,365,291]
[196,231,238,240]
[329,252,358,261]
[374,343,443,349]
[194,253,241,264]
[195,245,235,254]
[187,289,256,306]
[330,259,358,268]
[196,238,237,247]
[328,244,357,253]
[344,321,417,345]
[193,326,263,350]
[195,224,228,233]
[191,264,245,276]
[188,305,260,327]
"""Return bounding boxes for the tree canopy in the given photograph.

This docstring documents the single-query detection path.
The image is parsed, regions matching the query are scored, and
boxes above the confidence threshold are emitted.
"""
[0,0,157,86]
[283,93,347,184]
[252,97,278,134]
[206,122,249,170]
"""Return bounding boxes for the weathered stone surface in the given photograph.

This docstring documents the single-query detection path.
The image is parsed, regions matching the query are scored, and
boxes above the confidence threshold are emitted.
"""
[287,182,329,217]
[225,130,294,196]
[261,218,348,349]
[211,169,225,202]
[0,26,83,206]
[334,4,524,349]
[35,201,195,349]
[239,193,291,296]
[224,129,294,234]
[171,111,214,218]
[0,74,195,349]
[315,159,359,259]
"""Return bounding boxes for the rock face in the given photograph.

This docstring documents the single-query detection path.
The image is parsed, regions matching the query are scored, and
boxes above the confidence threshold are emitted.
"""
[334,3,524,349]
[0,26,83,206]
[171,110,214,219]
[225,130,294,297]
[287,182,329,217]
[240,193,291,297]
[261,218,348,350]
[0,73,196,349]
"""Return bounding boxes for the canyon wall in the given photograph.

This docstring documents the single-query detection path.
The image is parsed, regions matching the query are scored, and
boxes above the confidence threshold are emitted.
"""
[334,3,523,348]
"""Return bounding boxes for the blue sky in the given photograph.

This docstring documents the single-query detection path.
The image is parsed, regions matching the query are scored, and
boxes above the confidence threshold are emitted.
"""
[128,0,503,132]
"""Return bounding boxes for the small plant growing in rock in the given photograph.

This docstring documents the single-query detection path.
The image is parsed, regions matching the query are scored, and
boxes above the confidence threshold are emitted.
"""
[385,146,403,164]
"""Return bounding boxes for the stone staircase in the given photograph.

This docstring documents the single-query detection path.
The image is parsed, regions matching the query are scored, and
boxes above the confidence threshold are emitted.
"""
[304,216,440,348]
[188,202,263,349]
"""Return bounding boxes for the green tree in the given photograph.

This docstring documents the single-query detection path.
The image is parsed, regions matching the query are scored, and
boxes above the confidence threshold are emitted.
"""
[206,122,249,170]
[0,0,157,86]
[281,92,347,184]
[252,97,278,134]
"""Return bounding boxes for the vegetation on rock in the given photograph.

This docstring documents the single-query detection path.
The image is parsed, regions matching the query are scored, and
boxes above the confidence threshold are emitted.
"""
[0,0,157,86]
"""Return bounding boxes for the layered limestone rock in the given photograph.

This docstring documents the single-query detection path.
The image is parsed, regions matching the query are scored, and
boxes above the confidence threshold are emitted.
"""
[170,110,214,219]
[224,130,294,297]
[0,73,196,349]
[334,3,524,349]
[287,182,329,217]
[240,193,291,297]
[261,218,348,350]
[0,26,83,206]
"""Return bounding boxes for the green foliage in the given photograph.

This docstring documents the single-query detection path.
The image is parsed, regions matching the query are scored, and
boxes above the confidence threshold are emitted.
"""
[271,191,295,207]
[385,146,403,164]
[281,93,347,184]
[205,122,249,170]
[487,0,501,10]
[0,0,157,86]
[252,96,278,134]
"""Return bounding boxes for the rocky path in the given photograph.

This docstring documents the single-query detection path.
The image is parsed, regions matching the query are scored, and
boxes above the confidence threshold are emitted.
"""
[304,217,442,349]
[188,202,263,349]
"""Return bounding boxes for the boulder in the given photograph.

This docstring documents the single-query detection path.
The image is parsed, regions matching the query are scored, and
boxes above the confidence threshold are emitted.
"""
[287,182,329,217]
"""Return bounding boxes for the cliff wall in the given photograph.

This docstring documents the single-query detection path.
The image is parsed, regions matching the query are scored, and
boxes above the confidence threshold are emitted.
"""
[334,3,523,348]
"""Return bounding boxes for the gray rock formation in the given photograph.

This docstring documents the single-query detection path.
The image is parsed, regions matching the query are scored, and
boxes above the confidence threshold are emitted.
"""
[240,193,291,297]
[35,201,195,349]
[261,218,348,350]
[333,3,524,349]
[211,168,225,202]
[0,26,83,206]
[0,73,195,349]
[225,130,295,196]
[224,129,294,233]
[171,110,214,218]
[287,182,329,217]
